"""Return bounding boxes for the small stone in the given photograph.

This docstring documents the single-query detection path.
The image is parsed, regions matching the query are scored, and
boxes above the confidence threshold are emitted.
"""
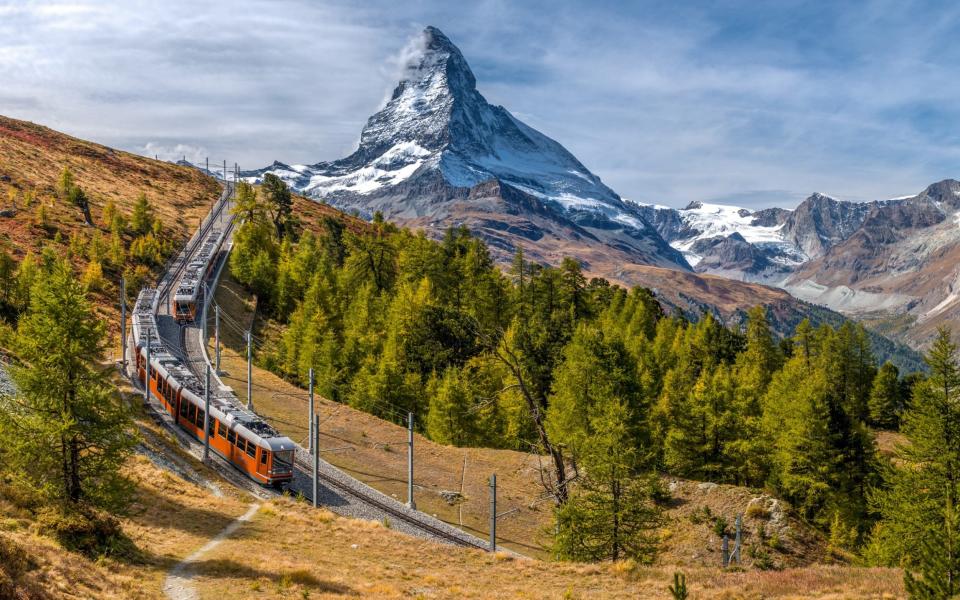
[697,482,717,493]
[439,490,466,505]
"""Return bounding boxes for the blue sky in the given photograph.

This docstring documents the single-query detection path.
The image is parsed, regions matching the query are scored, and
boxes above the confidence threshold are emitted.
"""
[2,0,960,208]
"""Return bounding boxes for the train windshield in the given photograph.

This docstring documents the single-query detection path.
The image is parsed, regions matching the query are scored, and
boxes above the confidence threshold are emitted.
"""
[273,450,294,472]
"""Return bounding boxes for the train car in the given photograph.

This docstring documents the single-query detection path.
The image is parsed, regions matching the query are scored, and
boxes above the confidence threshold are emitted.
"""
[174,225,229,323]
[133,289,295,486]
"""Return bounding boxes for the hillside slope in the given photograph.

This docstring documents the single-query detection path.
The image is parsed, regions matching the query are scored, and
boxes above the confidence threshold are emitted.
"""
[0,114,220,254]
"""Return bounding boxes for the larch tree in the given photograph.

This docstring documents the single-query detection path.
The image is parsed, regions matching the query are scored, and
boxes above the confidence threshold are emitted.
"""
[868,362,902,430]
[869,328,960,596]
[0,260,134,506]
[261,173,293,240]
[547,324,659,561]
[130,192,154,235]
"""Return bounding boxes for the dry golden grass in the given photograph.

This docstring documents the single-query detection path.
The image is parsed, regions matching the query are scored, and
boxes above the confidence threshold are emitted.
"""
[0,114,219,258]
[0,374,903,599]
[191,495,904,600]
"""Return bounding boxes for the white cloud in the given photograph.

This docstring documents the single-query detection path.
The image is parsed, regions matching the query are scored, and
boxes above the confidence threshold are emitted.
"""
[1,0,960,208]
[142,142,208,165]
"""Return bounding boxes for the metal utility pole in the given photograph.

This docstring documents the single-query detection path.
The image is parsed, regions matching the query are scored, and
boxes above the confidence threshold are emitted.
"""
[203,364,211,463]
[246,330,253,411]
[201,281,208,340]
[407,412,416,509]
[733,514,742,564]
[120,276,126,369]
[214,305,221,373]
[206,157,209,174]
[143,327,151,402]
[308,368,315,453]
[223,159,227,182]
[312,413,320,508]
[489,474,497,552]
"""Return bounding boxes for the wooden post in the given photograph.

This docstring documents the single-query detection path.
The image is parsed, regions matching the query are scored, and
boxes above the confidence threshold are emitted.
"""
[489,474,497,552]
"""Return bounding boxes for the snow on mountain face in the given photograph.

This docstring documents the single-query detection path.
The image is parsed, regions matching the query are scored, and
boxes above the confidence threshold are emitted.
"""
[246,26,690,271]
[254,26,626,213]
[635,200,805,271]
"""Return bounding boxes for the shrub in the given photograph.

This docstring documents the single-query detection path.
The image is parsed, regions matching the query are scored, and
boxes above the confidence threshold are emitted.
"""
[746,502,770,520]
[0,532,35,598]
[37,506,137,559]
[713,516,729,537]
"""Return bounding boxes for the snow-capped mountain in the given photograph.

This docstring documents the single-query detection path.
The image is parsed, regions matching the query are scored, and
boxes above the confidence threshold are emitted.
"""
[245,26,689,272]
[634,180,960,349]
[636,200,805,278]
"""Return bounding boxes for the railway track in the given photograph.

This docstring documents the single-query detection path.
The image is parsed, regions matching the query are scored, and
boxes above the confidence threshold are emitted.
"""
[142,179,490,551]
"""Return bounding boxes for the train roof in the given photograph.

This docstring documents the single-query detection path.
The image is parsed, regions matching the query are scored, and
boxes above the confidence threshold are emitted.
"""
[132,287,295,452]
[174,226,226,303]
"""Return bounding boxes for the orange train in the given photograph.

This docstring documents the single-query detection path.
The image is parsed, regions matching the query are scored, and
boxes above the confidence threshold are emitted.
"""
[133,289,295,486]
[173,225,228,323]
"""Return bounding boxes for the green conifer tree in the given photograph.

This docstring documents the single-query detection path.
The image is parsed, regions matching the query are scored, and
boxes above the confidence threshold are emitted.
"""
[0,260,134,505]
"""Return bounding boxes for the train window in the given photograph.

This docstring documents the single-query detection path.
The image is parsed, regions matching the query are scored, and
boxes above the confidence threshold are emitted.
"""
[179,401,188,418]
[188,404,196,422]
[227,430,236,445]
[196,409,205,427]
[260,451,268,465]
[208,419,215,436]
[237,438,245,454]
[217,422,227,438]
[245,441,256,458]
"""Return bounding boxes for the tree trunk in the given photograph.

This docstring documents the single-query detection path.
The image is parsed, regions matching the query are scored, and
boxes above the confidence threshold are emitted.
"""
[611,476,620,561]
[495,341,568,504]
[69,436,82,503]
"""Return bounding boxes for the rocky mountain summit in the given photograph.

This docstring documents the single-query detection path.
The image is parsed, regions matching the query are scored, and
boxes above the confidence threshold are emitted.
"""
[245,26,688,272]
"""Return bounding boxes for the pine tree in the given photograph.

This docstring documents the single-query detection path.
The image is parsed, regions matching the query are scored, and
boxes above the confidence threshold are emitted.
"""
[905,502,960,599]
[426,367,473,445]
[130,192,154,235]
[81,261,105,292]
[869,362,901,429]
[56,166,75,201]
[101,198,117,228]
[0,260,135,505]
[262,173,293,240]
[869,328,960,590]
[552,394,660,562]
[232,181,267,224]
[0,249,15,311]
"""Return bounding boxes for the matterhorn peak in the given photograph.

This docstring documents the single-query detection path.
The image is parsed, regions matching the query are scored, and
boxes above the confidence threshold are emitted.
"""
[247,26,691,272]
[394,26,477,103]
